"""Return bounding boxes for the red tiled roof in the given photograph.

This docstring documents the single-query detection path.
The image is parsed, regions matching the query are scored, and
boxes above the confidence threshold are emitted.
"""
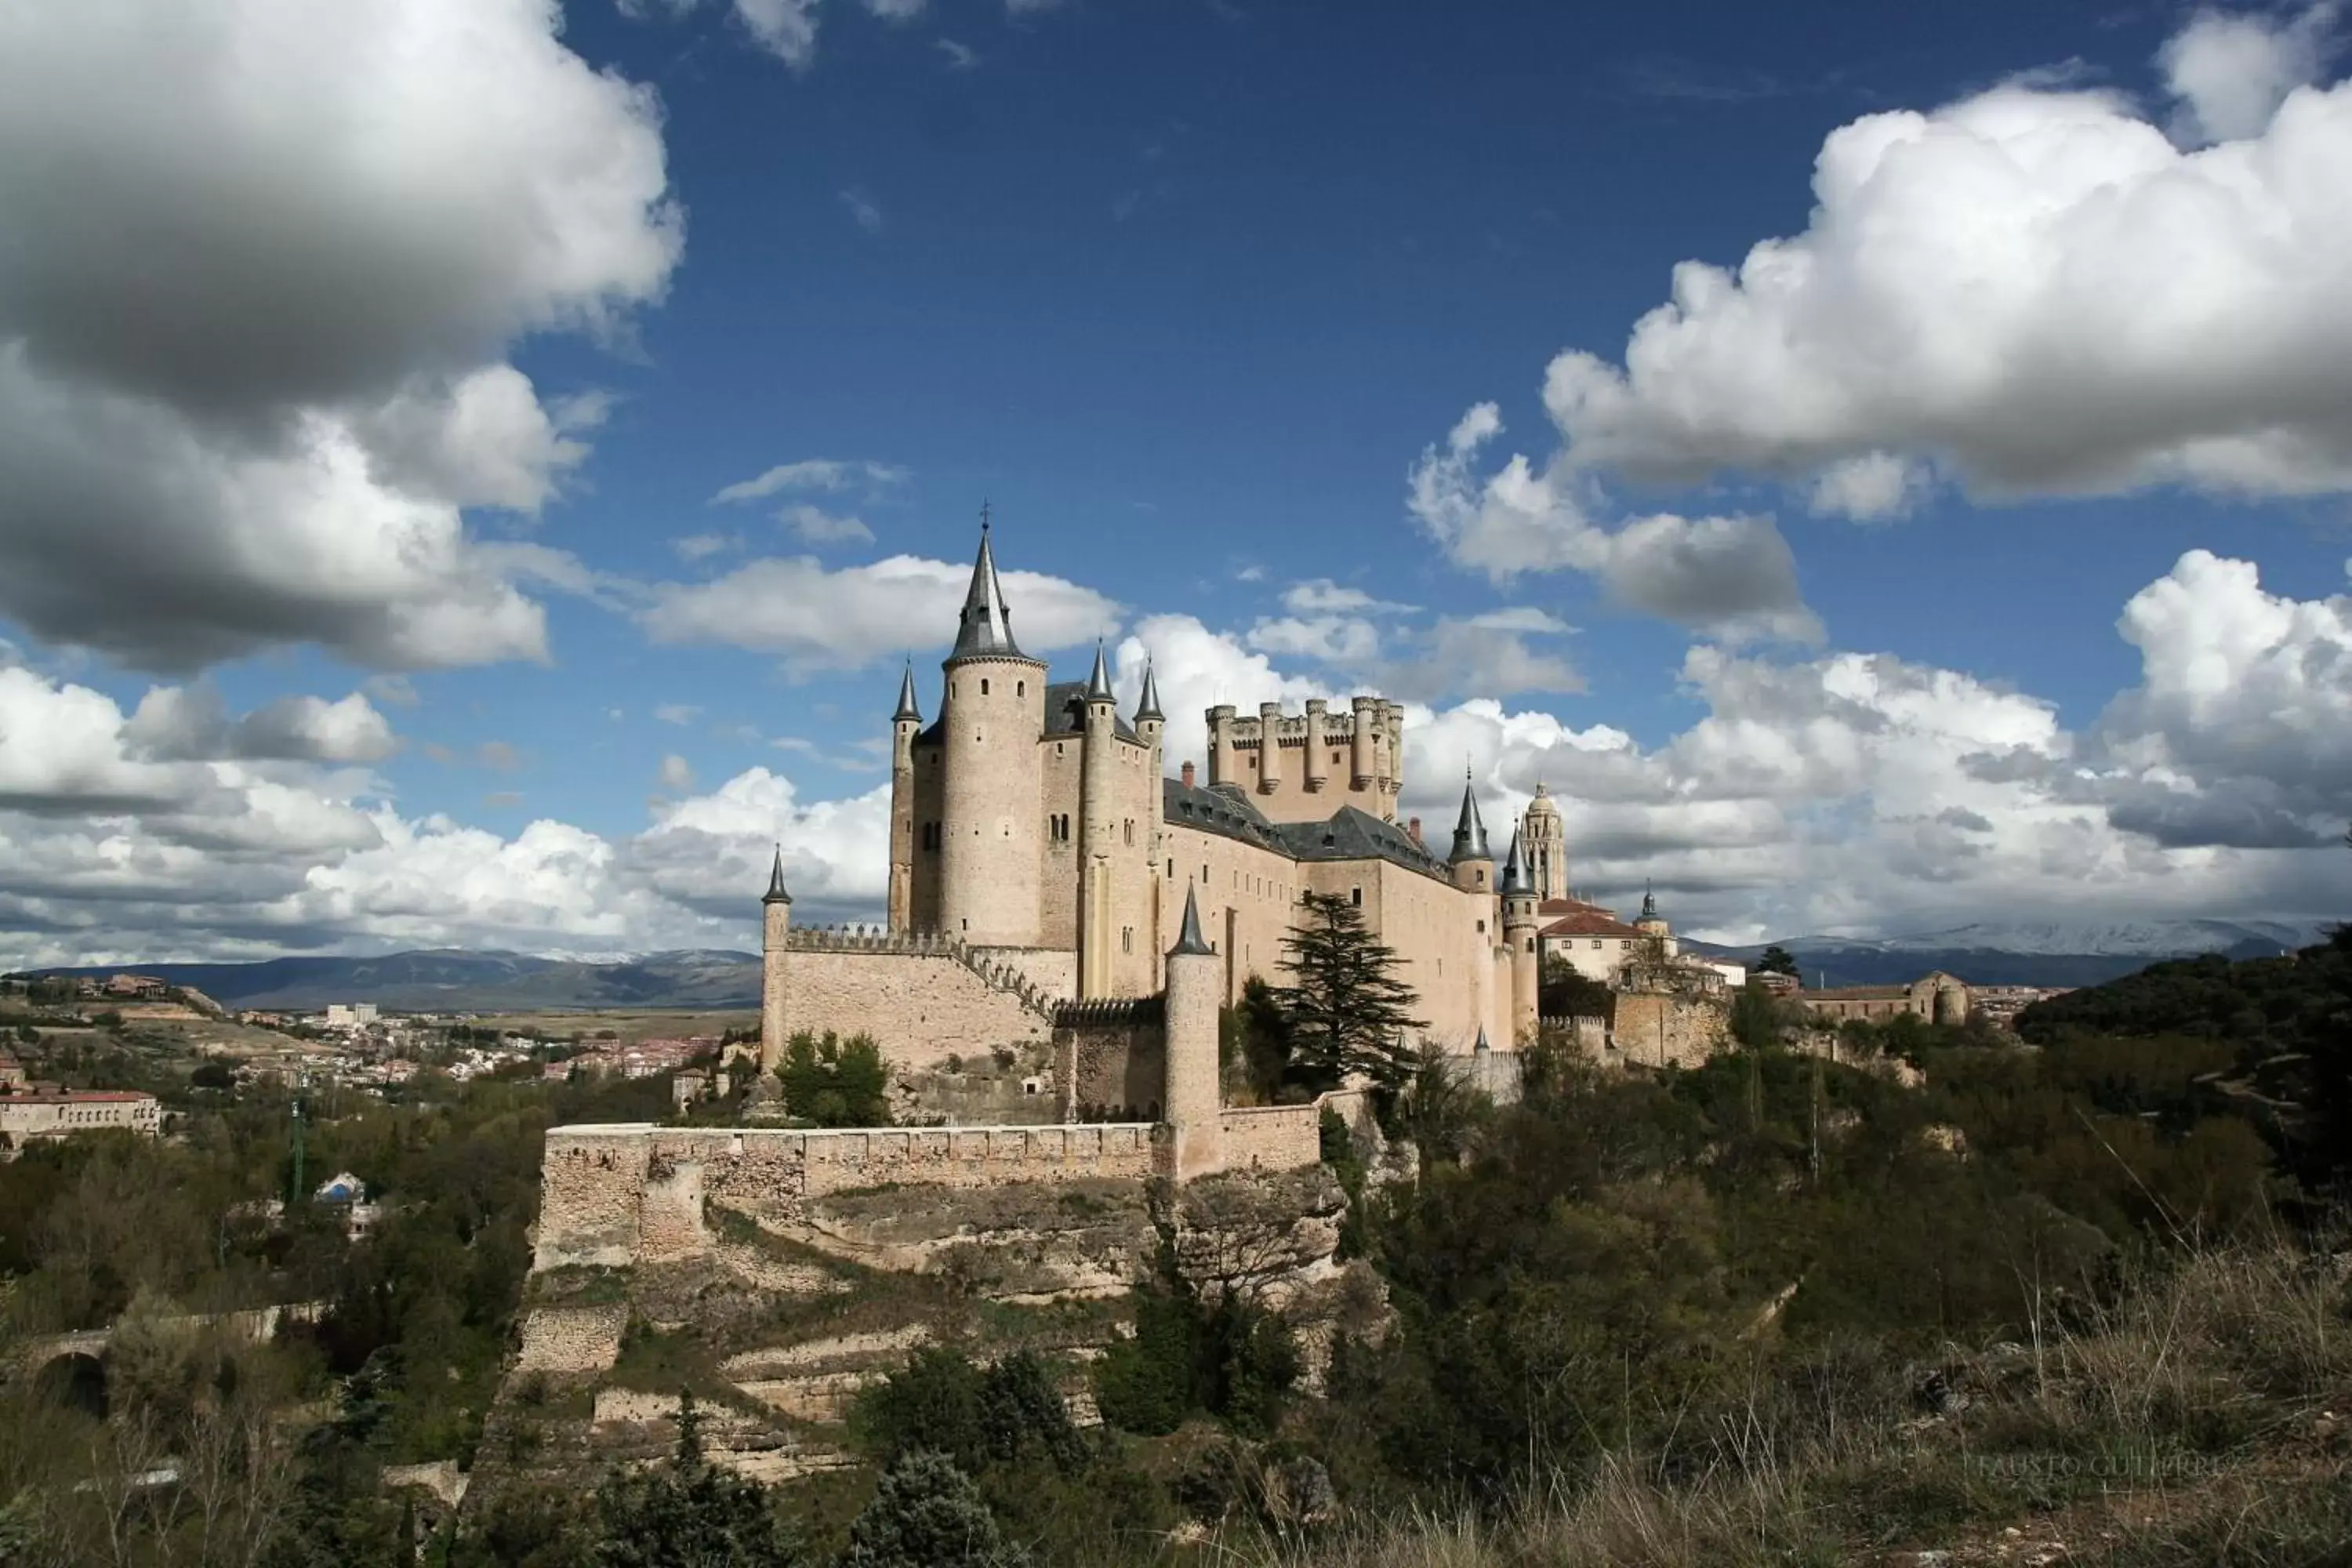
[1540,911,1645,938]
[1801,985,1911,1000]
[1537,897,1615,918]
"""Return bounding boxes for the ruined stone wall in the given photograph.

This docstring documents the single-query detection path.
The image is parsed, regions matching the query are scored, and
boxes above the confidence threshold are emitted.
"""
[1051,1000,1166,1121]
[533,1123,1165,1273]
[1218,1103,1322,1174]
[779,942,1054,1069]
[1610,992,1731,1069]
[514,1303,628,1374]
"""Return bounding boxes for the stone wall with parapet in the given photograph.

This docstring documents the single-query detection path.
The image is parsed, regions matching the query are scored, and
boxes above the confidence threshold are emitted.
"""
[514,1302,628,1374]
[1051,996,1166,1122]
[1218,1102,1323,1174]
[779,927,1061,1069]
[1609,992,1730,1069]
[534,1122,1163,1272]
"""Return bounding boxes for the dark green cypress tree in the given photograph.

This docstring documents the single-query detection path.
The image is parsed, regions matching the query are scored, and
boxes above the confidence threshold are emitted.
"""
[841,1451,1028,1568]
[1276,892,1426,1094]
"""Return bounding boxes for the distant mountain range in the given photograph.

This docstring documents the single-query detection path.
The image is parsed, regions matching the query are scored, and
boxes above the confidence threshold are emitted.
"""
[1686,919,2336,989]
[20,949,763,1011]
[18,918,2337,1010]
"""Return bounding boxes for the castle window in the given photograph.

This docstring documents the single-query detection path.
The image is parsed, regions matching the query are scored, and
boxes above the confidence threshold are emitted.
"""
[1018,681,1025,696]
[1057,743,1065,756]
[1350,887,1361,906]
[1202,864,1208,884]
[1121,927,1133,953]
[1123,818,1133,845]
[1168,859,1175,877]
[1477,919,1486,933]
[1526,938,1536,953]
[1476,869,1486,887]
[981,679,990,695]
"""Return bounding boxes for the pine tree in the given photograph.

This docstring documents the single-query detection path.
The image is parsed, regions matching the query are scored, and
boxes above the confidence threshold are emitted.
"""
[592,1390,802,1568]
[1276,891,1426,1094]
[842,1450,1029,1568]
[1755,943,1800,978]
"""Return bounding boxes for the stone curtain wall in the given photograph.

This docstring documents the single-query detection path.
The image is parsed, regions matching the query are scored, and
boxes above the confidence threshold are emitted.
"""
[1217,1103,1323,1173]
[534,1123,1162,1272]
[1610,993,1730,1069]
[514,1303,630,1374]
[782,938,1056,1069]
[1051,998,1166,1121]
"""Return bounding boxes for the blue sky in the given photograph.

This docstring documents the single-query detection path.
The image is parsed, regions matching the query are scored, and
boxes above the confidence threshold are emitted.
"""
[2,0,2349,963]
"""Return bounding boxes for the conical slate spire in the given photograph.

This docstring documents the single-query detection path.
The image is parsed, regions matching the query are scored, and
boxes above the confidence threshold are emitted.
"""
[762,845,792,906]
[1497,824,1531,897]
[1448,768,1490,864]
[1086,640,1114,702]
[1134,661,1163,723]
[1473,1022,1490,1054]
[948,514,1025,660]
[1170,882,1214,956]
[893,660,921,723]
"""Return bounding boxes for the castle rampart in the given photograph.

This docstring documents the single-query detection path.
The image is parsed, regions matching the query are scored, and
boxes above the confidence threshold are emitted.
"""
[773,927,1058,1069]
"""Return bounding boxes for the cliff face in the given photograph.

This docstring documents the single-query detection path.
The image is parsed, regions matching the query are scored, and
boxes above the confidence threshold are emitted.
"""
[481,1129,1385,1501]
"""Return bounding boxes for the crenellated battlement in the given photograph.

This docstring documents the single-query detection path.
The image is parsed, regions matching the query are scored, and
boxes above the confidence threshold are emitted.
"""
[1051,995,1164,1027]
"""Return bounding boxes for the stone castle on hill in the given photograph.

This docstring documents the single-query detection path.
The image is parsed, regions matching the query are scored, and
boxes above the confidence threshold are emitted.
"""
[760,521,1631,1067]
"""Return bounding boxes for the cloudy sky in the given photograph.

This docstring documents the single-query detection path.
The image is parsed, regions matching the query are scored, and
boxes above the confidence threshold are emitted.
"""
[3,0,2350,966]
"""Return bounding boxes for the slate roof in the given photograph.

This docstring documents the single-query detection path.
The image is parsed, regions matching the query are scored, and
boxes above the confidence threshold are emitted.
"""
[1275,805,1455,880]
[1161,776,1288,852]
[1044,681,1139,741]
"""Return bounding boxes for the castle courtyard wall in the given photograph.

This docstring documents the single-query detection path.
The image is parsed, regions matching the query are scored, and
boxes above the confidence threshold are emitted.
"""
[1159,822,1306,1007]
[779,943,1054,1069]
[1052,1001,1167,1121]
[1610,992,1730,1069]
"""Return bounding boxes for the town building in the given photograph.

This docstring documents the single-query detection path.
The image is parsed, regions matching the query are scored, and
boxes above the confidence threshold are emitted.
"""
[1797,971,1973,1026]
[0,1088,163,1145]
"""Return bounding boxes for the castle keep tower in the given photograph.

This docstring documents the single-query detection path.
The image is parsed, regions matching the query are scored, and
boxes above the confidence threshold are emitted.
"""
[1523,782,1566,902]
[935,521,1048,947]
[759,848,792,1072]
[1204,694,1405,825]
[1498,824,1541,1044]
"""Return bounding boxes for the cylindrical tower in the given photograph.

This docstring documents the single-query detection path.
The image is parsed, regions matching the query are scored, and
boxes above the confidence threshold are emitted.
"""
[935,523,1047,947]
[1079,644,1120,996]
[1447,771,1492,895]
[1134,662,1166,964]
[1257,701,1283,795]
[1349,695,1375,786]
[759,848,792,1073]
[1207,704,1239,786]
[1163,884,1224,1181]
[887,662,920,931]
[1499,825,1541,1044]
[1303,699,1328,793]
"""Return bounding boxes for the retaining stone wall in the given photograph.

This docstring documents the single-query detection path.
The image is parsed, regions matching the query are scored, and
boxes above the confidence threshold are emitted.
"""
[782,946,1054,1069]
[1218,1103,1323,1173]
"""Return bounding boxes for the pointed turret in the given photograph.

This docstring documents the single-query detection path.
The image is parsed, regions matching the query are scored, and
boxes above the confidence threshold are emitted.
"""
[1640,882,1657,920]
[1497,825,1531,895]
[1473,1022,1490,1055]
[1134,661,1163,724]
[762,846,792,906]
[893,661,921,723]
[1448,770,1490,864]
[1170,882,1214,956]
[948,514,1024,660]
[1086,640,1114,702]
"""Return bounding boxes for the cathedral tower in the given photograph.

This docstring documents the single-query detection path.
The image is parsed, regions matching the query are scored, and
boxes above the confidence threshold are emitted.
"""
[1498,824,1541,1044]
[936,518,1048,946]
[1523,782,1566,902]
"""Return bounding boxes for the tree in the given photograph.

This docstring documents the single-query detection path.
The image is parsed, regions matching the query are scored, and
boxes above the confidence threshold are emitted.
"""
[1755,944,1799,978]
[778,1031,891,1127]
[842,1450,1028,1568]
[1538,958,1613,1021]
[1275,893,1425,1094]
[592,1390,801,1568]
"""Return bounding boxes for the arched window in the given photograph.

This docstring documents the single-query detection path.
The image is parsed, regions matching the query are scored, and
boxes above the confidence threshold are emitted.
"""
[980,678,990,695]
[1017,681,1025,696]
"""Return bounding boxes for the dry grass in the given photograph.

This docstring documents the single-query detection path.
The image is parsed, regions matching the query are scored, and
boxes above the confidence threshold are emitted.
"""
[1233,1231,2352,1568]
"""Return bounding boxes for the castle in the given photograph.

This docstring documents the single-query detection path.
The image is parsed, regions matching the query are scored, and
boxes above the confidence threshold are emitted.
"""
[752,523,1714,1141]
